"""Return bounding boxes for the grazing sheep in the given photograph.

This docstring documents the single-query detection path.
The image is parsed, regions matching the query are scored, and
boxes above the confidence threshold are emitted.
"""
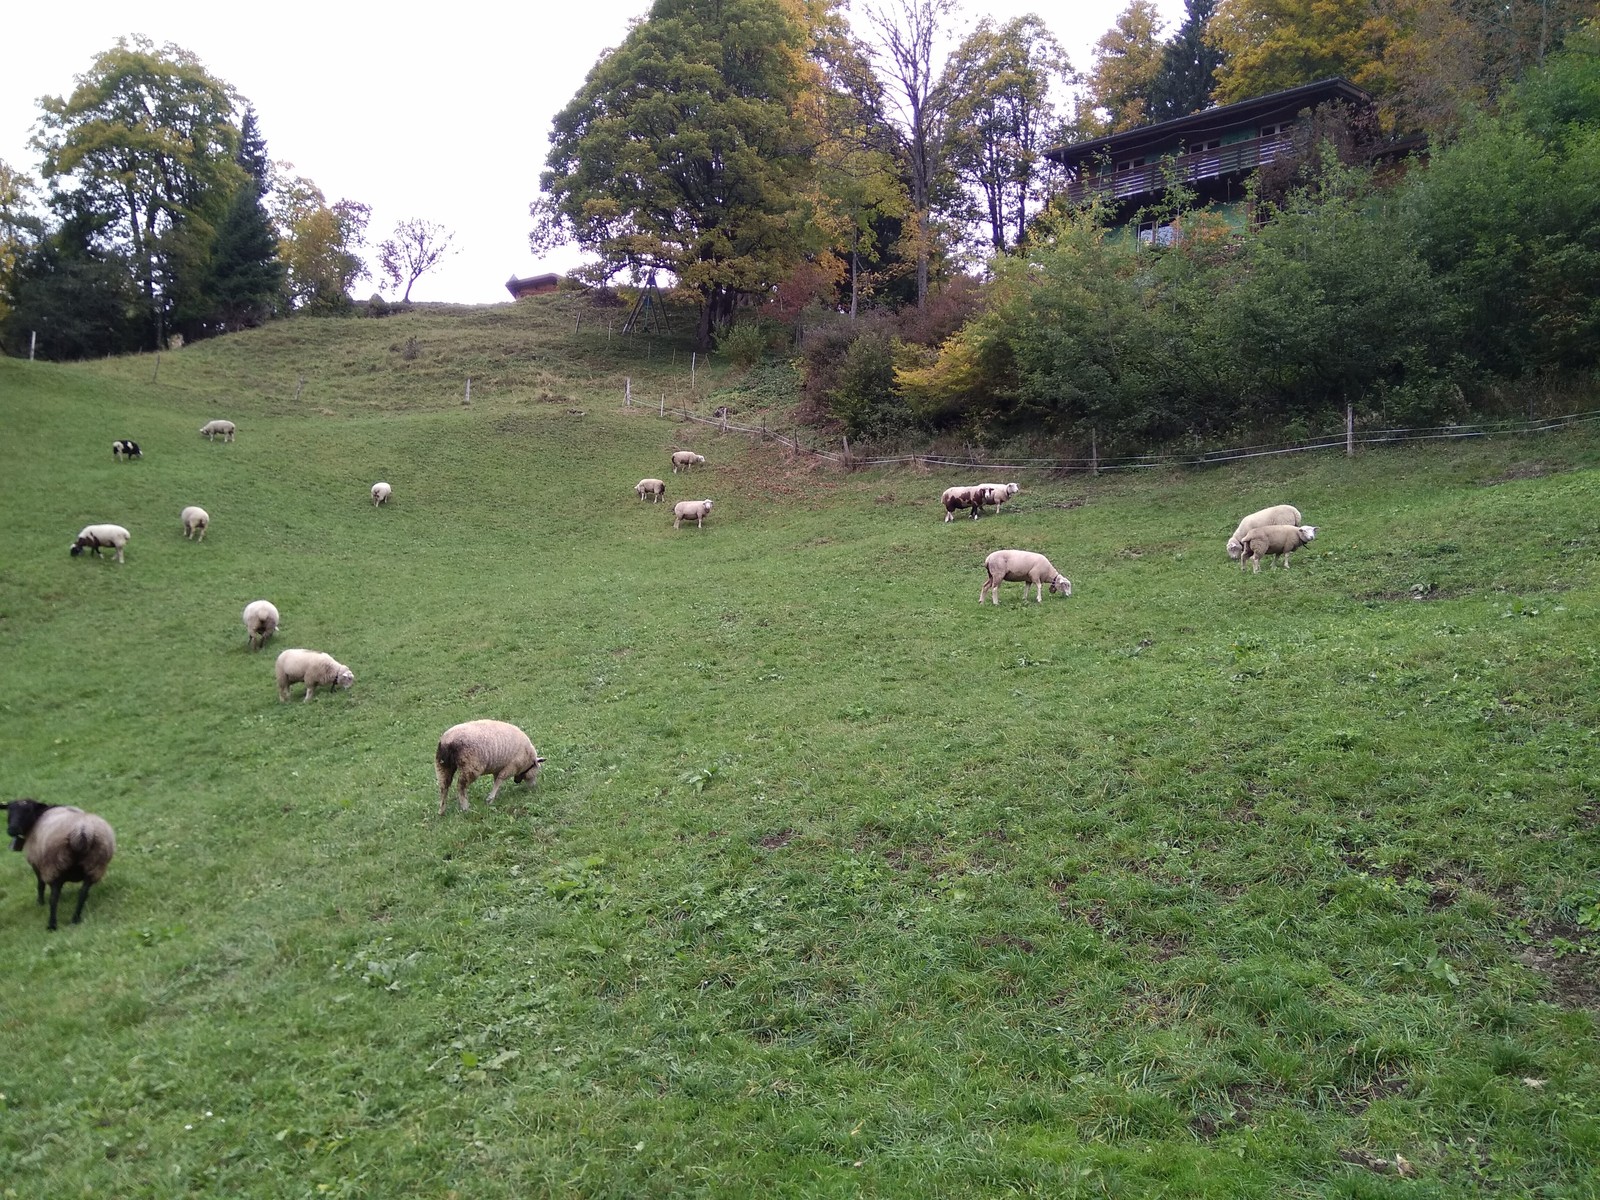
[941,485,983,522]
[3,799,116,931]
[1227,504,1303,560]
[673,498,714,529]
[980,549,1073,605]
[69,524,130,564]
[242,600,280,650]
[435,719,546,814]
[671,450,705,474]
[181,506,210,541]
[975,482,1020,515]
[371,481,392,507]
[635,478,667,503]
[274,648,354,702]
[111,439,142,461]
[199,419,236,442]
[1238,524,1317,573]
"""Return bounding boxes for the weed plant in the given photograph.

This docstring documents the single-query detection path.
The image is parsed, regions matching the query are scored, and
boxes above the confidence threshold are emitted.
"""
[1,302,1597,1197]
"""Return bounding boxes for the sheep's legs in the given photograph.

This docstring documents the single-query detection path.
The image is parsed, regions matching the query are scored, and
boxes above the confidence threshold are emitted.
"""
[46,879,64,930]
[70,881,92,925]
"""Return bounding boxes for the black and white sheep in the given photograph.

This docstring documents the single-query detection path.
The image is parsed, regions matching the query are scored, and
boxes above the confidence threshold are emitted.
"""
[673,498,714,529]
[975,482,1020,515]
[243,600,279,650]
[199,419,236,442]
[435,719,546,814]
[1237,524,1317,573]
[671,451,705,473]
[69,524,131,563]
[941,485,983,522]
[980,549,1073,605]
[635,478,667,503]
[181,506,210,541]
[371,481,392,507]
[111,439,142,461]
[274,648,354,702]
[1227,504,1302,560]
[3,799,116,931]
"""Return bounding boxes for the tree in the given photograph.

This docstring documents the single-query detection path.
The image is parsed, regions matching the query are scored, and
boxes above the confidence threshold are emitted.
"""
[194,106,283,333]
[860,0,959,306]
[2,195,143,360]
[1207,0,1389,105]
[534,0,823,349]
[1085,1,1167,133]
[32,37,245,348]
[1148,0,1226,121]
[377,219,456,302]
[271,167,369,313]
[0,160,39,327]
[942,16,1072,252]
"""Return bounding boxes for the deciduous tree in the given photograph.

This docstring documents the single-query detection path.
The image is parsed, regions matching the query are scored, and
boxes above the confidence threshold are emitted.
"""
[271,167,369,313]
[534,0,823,349]
[32,37,245,347]
[377,218,456,302]
[1085,1,1167,133]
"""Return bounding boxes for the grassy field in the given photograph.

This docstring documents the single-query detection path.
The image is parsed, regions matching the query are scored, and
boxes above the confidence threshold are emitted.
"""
[1,298,1597,1198]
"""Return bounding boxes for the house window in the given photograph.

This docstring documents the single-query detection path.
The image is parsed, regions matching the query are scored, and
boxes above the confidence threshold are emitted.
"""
[1260,122,1291,138]
[1191,138,1221,153]
[1115,157,1145,173]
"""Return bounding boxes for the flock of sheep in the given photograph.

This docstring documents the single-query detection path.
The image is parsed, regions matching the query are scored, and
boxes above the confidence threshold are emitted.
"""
[15,421,1319,932]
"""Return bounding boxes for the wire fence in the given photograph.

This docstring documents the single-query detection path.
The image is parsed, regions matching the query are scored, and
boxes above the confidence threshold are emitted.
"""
[625,386,1600,474]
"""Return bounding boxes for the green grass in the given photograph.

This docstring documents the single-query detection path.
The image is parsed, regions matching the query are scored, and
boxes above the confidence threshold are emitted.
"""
[2,300,1598,1198]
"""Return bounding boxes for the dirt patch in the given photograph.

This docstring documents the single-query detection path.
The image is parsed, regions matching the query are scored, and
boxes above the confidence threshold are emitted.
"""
[1517,922,1600,1009]
[1337,1149,1418,1177]
[1480,461,1566,486]
[758,829,794,850]
[978,933,1037,953]
[1342,1073,1410,1114]
[1353,583,1465,602]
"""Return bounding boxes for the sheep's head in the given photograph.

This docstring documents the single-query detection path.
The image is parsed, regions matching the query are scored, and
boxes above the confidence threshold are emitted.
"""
[3,799,48,849]
[1226,538,1244,561]
[1051,575,1073,597]
[1301,525,1318,541]
[335,667,355,690]
[515,754,547,786]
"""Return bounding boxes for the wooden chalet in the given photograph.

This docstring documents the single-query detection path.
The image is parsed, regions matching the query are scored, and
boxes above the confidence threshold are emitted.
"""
[506,272,561,299]
[1045,78,1374,238]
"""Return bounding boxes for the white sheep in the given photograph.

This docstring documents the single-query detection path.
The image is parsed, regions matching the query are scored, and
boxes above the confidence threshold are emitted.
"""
[371,482,393,507]
[975,482,1020,515]
[242,600,280,651]
[941,486,982,522]
[1227,504,1302,560]
[671,451,705,474]
[980,549,1073,605]
[435,719,546,814]
[635,478,667,503]
[199,419,236,442]
[111,439,142,461]
[673,499,714,529]
[181,506,210,541]
[274,648,354,702]
[69,524,130,564]
[1237,524,1317,573]
[3,798,116,931]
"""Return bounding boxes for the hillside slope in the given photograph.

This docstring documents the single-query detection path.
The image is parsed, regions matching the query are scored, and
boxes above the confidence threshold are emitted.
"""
[2,307,1597,1198]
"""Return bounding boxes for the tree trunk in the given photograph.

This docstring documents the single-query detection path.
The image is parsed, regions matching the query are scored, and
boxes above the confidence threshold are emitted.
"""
[850,251,859,320]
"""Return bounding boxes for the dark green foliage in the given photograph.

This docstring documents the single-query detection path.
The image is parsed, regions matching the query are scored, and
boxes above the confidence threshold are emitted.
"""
[1148,0,1225,121]
[2,200,142,360]
[828,327,907,438]
[199,181,285,334]
[535,0,817,349]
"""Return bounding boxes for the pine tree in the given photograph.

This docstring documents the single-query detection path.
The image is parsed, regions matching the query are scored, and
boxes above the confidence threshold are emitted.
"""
[203,105,284,331]
[1149,0,1225,121]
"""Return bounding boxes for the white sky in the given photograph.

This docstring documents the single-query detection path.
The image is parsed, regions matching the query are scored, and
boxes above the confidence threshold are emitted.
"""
[1,0,1184,305]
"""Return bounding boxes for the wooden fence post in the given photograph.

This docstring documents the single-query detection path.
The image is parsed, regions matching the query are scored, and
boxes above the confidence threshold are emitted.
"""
[1091,429,1099,476]
[465,378,472,406]
[625,377,632,406]
[1346,402,1354,457]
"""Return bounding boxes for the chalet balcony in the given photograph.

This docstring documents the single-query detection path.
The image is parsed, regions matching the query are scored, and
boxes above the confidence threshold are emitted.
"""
[1062,133,1294,204]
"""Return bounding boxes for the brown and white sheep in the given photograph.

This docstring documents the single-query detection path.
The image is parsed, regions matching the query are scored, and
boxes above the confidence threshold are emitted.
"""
[69,524,131,563]
[941,486,982,522]
[181,506,210,541]
[671,451,705,473]
[635,478,667,503]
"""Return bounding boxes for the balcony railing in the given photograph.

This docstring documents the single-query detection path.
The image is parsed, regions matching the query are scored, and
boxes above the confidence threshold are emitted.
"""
[1063,133,1294,204]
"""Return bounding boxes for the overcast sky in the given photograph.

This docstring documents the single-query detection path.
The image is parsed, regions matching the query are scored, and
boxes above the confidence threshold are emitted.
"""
[2,0,1185,305]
